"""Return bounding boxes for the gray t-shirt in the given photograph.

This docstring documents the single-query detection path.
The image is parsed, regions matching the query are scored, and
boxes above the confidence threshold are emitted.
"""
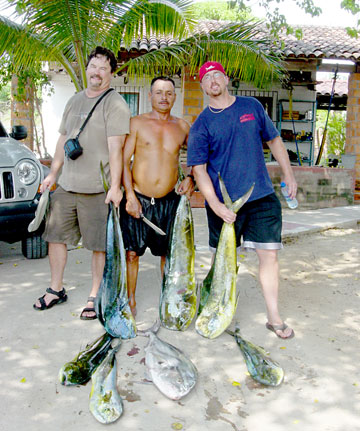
[58,89,130,193]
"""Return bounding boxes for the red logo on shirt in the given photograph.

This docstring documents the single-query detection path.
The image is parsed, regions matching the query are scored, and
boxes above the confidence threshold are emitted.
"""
[240,114,255,123]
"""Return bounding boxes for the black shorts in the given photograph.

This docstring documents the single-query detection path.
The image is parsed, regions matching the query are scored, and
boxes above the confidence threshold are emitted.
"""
[206,193,283,251]
[120,190,180,257]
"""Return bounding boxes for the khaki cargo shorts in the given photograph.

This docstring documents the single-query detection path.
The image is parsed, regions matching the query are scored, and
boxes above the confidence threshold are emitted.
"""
[43,186,108,251]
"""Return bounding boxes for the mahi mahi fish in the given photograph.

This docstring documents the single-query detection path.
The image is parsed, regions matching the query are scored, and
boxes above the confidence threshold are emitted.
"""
[226,323,284,386]
[59,332,113,386]
[138,320,198,400]
[159,194,196,331]
[195,176,254,339]
[89,340,123,424]
[95,162,136,339]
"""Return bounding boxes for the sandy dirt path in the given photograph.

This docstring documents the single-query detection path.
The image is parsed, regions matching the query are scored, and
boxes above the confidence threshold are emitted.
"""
[0,220,359,431]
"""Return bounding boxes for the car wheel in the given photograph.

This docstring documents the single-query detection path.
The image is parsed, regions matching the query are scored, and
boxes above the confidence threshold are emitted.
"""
[21,235,48,259]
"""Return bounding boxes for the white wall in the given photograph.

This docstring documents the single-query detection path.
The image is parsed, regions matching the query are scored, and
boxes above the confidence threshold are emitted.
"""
[42,73,184,156]
[42,73,77,156]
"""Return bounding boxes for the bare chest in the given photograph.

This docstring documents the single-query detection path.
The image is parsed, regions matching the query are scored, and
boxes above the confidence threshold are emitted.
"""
[137,121,186,152]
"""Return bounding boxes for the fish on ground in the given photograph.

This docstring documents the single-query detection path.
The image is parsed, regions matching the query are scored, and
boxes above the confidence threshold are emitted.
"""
[195,175,254,339]
[226,323,284,387]
[89,340,123,424]
[138,320,198,400]
[160,194,196,331]
[59,332,113,386]
[95,162,136,339]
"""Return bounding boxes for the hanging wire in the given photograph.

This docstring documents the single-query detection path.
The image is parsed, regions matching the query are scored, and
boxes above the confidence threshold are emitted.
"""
[315,66,338,165]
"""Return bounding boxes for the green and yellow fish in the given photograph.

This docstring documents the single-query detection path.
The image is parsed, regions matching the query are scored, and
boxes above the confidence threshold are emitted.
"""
[227,324,284,387]
[89,340,123,424]
[195,176,254,339]
[160,194,196,331]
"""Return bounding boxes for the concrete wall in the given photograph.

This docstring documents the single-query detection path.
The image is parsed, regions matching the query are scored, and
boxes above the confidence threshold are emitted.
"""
[189,165,355,210]
[269,165,355,209]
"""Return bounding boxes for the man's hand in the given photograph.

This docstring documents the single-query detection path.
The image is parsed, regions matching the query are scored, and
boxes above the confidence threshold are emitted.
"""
[282,175,297,200]
[177,176,195,199]
[40,173,56,193]
[105,186,123,208]
[212,201,236,224]
[125,194,142,218]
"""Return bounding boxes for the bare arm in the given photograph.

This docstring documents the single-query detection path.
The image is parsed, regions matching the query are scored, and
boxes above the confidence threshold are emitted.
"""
[177,120,195,198]
[192,164,236,224]
[122,119,142,218]
[267,136,297,199]
[105,135,126,207]
[40,134,66,192]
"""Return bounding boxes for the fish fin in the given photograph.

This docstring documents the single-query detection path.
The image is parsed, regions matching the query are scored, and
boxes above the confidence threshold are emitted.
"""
[231,183,255,214]
[111,338,122,353]
[226,322,242,338]
[100,161,110,193]
[137,319,161,336]
[178,162,186,182]
[235,291,240,310]
[218,173,232,209]
[225,329,235,337]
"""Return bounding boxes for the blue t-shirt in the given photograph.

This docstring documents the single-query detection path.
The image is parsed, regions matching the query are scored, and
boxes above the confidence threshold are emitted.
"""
[187,96,279,203]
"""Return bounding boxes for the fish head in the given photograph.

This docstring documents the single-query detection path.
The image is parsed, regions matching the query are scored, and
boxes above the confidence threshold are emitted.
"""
[105,308,137,339]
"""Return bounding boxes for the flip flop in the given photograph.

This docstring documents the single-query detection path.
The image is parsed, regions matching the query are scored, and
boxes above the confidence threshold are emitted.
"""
[266,322,295,339]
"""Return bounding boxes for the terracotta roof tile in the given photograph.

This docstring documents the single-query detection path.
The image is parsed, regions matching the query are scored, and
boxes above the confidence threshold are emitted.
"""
[120,23,360,62]
[316,80,348,96]
[277,26,360,60]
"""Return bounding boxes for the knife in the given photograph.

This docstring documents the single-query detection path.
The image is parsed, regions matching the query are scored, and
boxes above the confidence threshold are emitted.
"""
[140,214,166,236]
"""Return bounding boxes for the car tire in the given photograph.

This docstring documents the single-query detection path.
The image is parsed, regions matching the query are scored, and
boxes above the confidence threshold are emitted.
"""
[21,235,48,259]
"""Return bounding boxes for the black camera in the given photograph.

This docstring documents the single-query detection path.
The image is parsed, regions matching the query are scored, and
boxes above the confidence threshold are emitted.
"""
[64,137,83,160]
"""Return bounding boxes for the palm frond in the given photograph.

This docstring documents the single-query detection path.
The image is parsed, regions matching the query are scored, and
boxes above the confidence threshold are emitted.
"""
[106,0,195,52]
[121,20,284,88]
[0,15,82,90]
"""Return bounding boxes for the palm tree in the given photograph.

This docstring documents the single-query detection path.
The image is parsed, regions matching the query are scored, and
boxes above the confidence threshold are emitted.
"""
[0,0,283,92]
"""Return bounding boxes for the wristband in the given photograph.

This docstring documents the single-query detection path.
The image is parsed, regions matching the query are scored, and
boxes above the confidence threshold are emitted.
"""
[187,174,195,181]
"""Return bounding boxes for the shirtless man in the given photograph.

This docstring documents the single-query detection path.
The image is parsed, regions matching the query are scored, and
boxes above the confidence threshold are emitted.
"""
[121,76,194,316]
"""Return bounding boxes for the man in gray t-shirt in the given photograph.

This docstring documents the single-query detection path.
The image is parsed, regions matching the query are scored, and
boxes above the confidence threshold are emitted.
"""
[33,46,131,320]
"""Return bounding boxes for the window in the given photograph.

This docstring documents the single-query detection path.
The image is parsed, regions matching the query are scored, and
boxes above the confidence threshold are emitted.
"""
[120,92,139,117]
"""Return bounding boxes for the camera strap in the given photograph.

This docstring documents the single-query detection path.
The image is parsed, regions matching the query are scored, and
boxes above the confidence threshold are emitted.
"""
[75,88,114,139]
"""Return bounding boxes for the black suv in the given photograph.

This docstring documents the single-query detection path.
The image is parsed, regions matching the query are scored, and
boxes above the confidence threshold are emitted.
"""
[0,120,49,258]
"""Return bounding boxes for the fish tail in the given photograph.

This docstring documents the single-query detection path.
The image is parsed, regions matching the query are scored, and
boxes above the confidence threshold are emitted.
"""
[218,173,232,209]
[225,328,235,337]
[231,184,255,213]
[218,174,254,214]
[137,319,161,337]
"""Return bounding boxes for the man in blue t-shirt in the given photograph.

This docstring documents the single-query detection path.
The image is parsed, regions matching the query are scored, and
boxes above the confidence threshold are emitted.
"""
[187,61,297,340]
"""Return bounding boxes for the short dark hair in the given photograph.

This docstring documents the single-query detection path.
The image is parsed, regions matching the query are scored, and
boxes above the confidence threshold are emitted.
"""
[150,76,175,91]
[86,46,117,73]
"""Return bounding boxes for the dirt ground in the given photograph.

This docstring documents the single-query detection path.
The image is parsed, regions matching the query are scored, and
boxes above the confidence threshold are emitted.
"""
[0,218,359,431]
